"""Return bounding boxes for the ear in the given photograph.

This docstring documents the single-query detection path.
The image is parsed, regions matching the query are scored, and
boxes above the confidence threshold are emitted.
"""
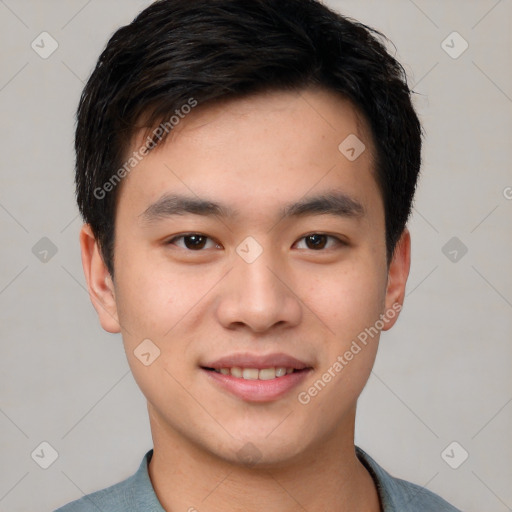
[79,224,121,333]
[382,228,411,331]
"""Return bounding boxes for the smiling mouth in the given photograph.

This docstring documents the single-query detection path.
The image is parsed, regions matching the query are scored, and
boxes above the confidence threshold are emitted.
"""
[201,366,309,380]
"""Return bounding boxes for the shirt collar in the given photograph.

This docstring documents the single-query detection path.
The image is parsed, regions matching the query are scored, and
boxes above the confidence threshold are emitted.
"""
[134,447,403,511]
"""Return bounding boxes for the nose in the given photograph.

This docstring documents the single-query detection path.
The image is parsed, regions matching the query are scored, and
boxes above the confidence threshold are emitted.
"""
[215,247,302,333]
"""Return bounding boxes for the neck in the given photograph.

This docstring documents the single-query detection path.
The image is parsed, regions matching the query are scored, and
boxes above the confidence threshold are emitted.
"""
[147,405,381,512]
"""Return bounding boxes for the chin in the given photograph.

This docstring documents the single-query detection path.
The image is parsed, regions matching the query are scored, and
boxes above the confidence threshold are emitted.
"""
[212,430,309,469]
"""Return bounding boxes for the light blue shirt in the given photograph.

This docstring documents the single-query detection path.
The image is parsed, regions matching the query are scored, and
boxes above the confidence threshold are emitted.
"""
[55,447,461,511]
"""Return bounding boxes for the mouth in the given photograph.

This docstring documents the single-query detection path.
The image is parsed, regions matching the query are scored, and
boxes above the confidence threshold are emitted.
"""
[201,366,308,380]
[200,352,314,402]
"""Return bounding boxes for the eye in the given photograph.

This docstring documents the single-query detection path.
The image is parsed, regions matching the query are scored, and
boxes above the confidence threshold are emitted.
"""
[295,233,344,250]
[167,233,221,250]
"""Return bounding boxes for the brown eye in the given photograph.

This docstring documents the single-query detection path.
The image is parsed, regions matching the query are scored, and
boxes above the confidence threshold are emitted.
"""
[295,234,343,251]
[183,235,207,249]
[168,234,220,250]
[305,234,328,249]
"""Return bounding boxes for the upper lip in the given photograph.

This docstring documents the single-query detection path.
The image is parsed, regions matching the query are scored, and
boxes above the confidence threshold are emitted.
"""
[201,352,312,370]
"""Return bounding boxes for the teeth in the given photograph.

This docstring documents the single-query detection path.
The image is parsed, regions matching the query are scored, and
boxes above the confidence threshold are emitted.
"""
[231,367,243,378]
[242,368,259,380]
[259,368,277,380]
[212,367,298,380]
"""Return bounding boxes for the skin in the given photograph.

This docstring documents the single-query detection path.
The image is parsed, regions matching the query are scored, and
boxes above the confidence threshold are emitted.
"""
[80,87,410,512]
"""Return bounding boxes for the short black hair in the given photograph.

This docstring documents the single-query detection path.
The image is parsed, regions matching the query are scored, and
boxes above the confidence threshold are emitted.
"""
[75,0,422,276]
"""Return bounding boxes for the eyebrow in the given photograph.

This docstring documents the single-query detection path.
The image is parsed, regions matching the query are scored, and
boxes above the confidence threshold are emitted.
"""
[140,191,365,223]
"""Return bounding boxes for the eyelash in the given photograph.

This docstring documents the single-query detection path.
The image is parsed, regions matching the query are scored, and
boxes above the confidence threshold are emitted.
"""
[166,233,346,251]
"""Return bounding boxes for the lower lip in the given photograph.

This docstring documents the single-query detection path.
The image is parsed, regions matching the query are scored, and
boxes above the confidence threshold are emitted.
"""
[201,368,312,402]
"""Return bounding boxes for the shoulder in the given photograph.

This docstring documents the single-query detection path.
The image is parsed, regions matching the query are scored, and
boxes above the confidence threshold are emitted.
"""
[54,451,162,512]
[54,479,130,511]
[356,447,462,511]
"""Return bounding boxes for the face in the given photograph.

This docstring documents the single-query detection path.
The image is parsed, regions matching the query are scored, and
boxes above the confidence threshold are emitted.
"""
[81,87,410,467]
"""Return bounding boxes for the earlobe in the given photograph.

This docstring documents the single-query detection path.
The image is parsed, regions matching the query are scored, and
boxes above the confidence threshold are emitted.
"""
[79,224,121,333]
[382,229,411,331]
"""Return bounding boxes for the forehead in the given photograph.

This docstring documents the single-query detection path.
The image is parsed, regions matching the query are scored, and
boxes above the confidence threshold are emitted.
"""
[135,87,372,151]
[118,87,380,222]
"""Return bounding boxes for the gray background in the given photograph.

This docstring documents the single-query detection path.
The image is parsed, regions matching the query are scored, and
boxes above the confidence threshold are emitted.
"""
[0,0,511,510]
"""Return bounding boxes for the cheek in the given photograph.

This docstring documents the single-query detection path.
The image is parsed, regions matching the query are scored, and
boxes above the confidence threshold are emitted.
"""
[300,261,386,399]
[114,270,172,338]
[113,243,202,338]
[113,255,197,402]
[305,262,386,339]
[295,280,383,424]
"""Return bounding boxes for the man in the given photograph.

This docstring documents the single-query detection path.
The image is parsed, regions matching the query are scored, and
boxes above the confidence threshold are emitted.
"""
[56,0,461,510]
